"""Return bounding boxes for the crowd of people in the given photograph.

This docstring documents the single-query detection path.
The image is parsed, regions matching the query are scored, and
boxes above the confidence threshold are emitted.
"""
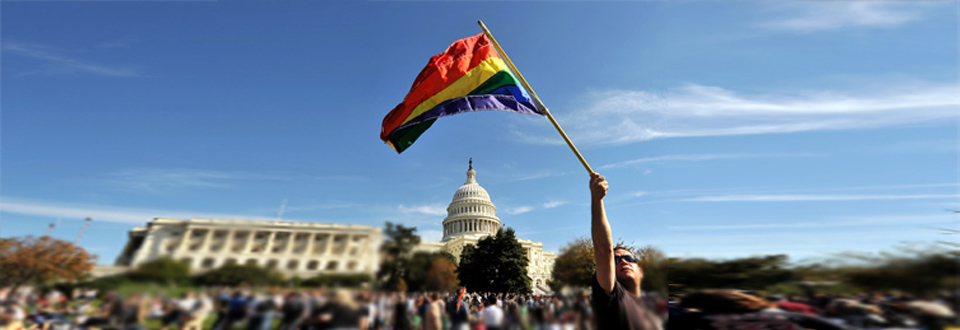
[0,286,957,330]
[2,174,957,330]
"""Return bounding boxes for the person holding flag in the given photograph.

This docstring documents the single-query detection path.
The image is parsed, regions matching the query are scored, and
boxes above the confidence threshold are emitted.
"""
[447,288,471,330]
[590,173,663,330]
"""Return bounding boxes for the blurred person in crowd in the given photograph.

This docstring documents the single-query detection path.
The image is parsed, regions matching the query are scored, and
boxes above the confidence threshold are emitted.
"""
[393,293,412,330]
[573,291,592,330]
[356,293,371,330]
[307,290,361,330]
[667,290,855,330]
[589,173,663,330]
[158,296,184,330]
[422,293,442,330]
[767,295,819,316]
[906,298,956,330]
[370,292,394,330]
[209,291,232,330]
[447,291,471,330]
[248,292,278,330]
[118,292,147,330]
[220,290,250,330]
[501,295,520,330]
[1,301,26,330]
[183,292,212,330]
[79,290,125,330]
[823,297,887,329]
[277,292,306,330]
[481,297,504,330]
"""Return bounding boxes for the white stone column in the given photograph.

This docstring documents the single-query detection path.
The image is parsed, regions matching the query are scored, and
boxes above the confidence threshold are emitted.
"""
[243,232,256,253]
[224,229,236,253]
[200,228,214,252]
[284,232,295,255]
[326,234,335,255]
[263,231,276,254]
[177,228,193,254]
[304,233,316,256]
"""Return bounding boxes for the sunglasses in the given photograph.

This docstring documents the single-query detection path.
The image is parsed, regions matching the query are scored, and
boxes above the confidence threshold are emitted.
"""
[614,254,637,264]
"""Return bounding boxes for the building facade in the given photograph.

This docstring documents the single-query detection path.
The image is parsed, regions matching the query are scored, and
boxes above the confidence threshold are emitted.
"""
[111,161,554,291]
[115,218,381,278]
[420,160,556,293]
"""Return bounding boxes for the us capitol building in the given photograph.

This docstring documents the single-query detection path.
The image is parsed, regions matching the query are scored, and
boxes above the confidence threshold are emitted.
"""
[112,160,555,291]
[416,160,556,291]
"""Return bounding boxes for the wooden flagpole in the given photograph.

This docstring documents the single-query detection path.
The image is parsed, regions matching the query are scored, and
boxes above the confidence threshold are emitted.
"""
[478,20,595,174]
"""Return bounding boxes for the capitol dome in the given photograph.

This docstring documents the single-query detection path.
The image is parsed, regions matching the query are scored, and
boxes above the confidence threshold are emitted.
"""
[442,159,501,241]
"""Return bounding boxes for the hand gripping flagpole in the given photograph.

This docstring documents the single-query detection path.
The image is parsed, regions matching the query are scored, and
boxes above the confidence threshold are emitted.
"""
[478,20,595,174]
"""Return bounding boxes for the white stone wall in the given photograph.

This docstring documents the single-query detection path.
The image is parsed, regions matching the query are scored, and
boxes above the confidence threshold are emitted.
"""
[117,218,381,278]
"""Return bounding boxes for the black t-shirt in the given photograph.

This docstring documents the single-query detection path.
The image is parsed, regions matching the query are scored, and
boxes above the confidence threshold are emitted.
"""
[281,299,305,321]
[256,299,277,313]
[393,301,411,330]
[666,310,855,330]
[315,302,360,330]
[591,273,663,330]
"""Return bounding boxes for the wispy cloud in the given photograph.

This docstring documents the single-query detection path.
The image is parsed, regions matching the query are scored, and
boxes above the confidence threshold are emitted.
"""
[601,153,820,169]
[105,168,238,193]
[559,82,959,145]
[668,213,955,231]
[542,200,568,209]
[616,182,960,204]
[680,194,957,203]
[759,2,928,33]
[502,200,570,215]
[505,169,576,181]
[398,204,447,216]
[628,191,650,198]
[286,202,363,212]
[3,42,141,77]
[0,198,269,225]
[103,168,365,194]
[504,206,534,215]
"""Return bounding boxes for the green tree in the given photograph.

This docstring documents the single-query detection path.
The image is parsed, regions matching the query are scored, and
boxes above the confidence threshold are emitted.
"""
[127,257,190,285]
[458,228,531,294]
[193,264,284,286]
[548,236,667,293]
[548,237,595,291]
[377,222,421,290]
[838,247,960,295]
[667,255,796,291]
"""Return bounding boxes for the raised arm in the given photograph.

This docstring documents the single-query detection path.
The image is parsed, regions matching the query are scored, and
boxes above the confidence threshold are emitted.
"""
[590,173,615,294]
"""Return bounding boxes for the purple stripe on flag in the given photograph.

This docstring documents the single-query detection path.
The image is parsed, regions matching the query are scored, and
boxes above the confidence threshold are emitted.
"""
[394,94,544,132]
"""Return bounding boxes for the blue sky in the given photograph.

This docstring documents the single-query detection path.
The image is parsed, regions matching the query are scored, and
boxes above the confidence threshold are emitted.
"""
[1,1,957,266]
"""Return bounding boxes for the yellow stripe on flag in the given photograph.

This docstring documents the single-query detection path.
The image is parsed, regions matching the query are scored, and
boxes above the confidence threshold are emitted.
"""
[402,57,509,124]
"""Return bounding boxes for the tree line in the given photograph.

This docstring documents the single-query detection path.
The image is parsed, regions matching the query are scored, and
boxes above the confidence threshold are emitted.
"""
[4,227,956,297]
[547,236,959,296]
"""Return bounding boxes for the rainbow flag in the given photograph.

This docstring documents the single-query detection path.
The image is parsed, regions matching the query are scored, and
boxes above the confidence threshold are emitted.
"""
[456,287,466,311]
[380,33,545,153]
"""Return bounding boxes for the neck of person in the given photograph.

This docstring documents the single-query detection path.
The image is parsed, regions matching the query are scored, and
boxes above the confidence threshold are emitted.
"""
[620,279,641,298]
